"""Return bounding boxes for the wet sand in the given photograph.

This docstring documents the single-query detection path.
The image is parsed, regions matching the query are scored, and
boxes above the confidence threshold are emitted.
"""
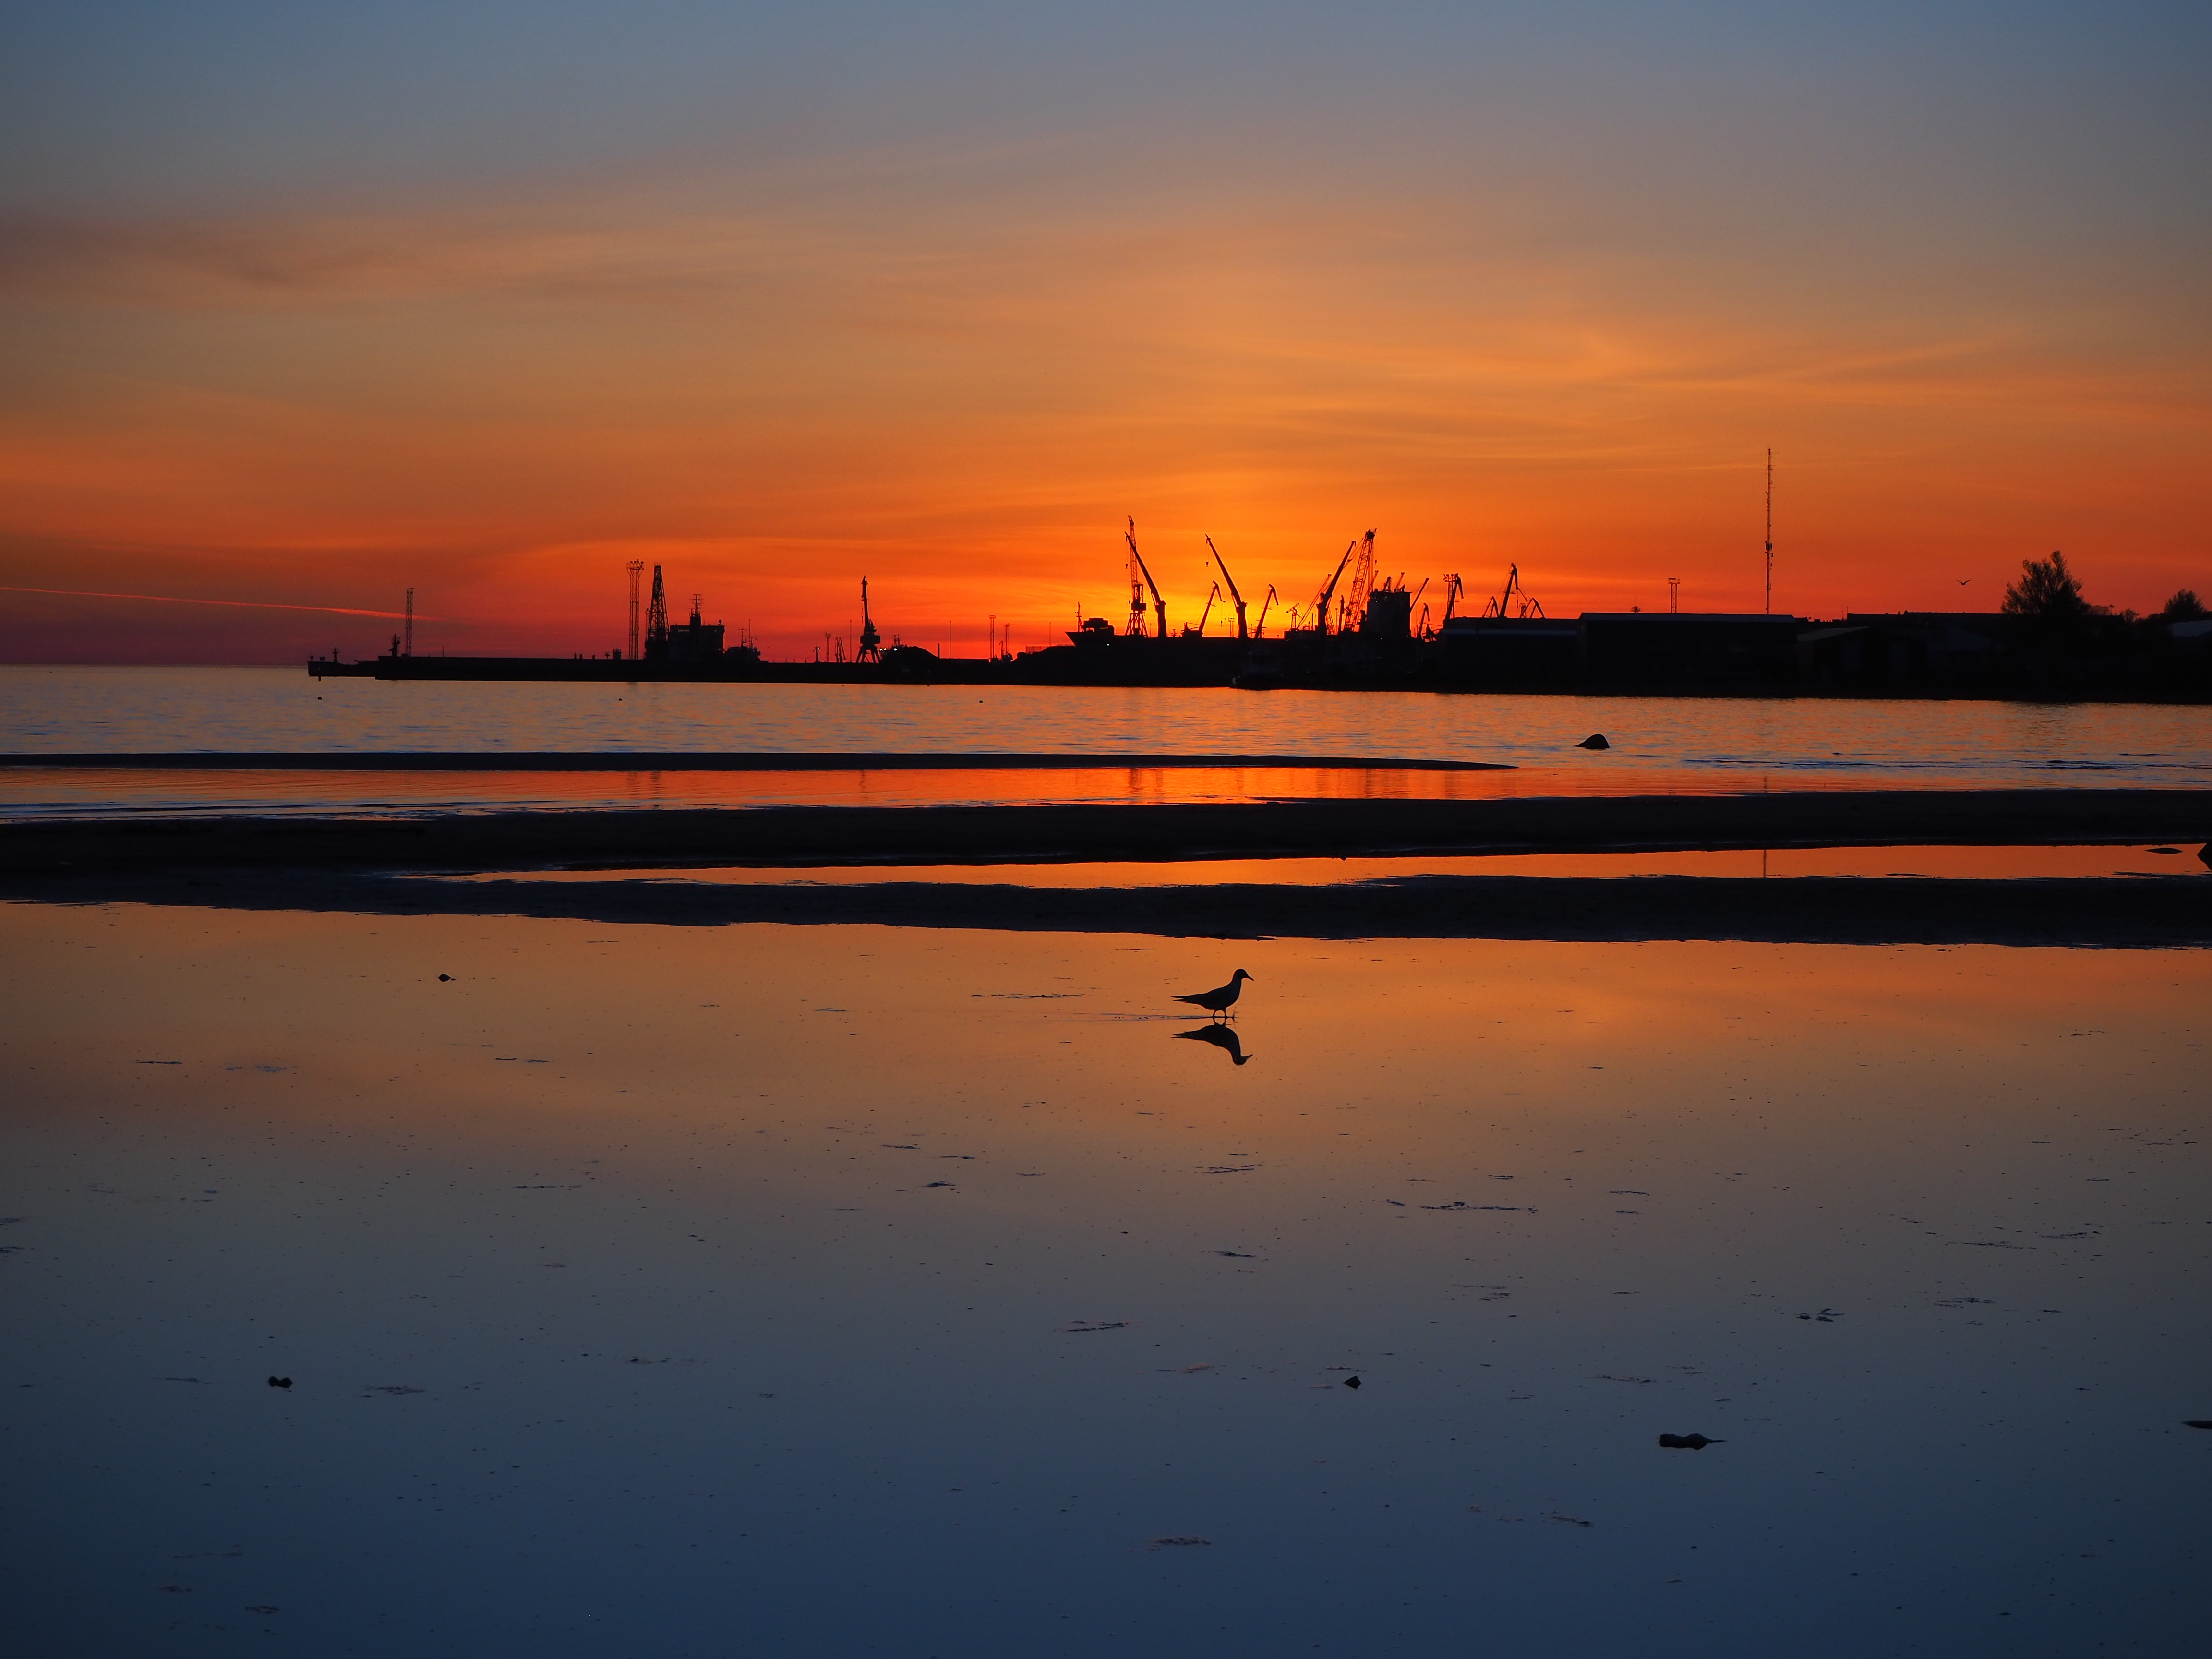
[7,864,2208,948]
[7,789,2211,875]
[8,789,2209,946]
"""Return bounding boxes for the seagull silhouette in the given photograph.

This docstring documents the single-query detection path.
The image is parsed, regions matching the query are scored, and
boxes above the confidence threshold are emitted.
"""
[1176,969,1251,1022]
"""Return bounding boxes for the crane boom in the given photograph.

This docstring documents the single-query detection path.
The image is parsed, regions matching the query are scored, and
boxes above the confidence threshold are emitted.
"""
[1206,537,1249,638]
[1341,530,1377,630]
[1254,584,1277,638]
[1125,517,1166,640]
[1311,541,1355,635]
[1191,581,1220,636]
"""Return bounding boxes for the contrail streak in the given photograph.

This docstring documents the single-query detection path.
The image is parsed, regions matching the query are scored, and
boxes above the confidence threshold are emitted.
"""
[0,584,433,621]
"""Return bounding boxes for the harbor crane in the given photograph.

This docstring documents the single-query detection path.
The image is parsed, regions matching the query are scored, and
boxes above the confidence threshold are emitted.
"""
[1309,538,1358,635]
[1481,564,1545,619]
[1341,531,1378,631]
[856,578,882,662]
[1439,573,1463,628]
[1253,584,1278,638]
[1206,536,1249,638]
[1125,516,1166,638]
[1188,581,1222,637]
[1407,576,1432,637]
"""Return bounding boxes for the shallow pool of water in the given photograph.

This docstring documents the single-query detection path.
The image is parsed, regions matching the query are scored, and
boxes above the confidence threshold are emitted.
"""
[3,902,2205,1655]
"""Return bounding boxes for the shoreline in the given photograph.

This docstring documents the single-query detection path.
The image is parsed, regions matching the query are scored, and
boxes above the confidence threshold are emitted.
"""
[1,787,2207,947]
[0,750,1511,772]
[6,865,2207,948]
[4,790,2209,875]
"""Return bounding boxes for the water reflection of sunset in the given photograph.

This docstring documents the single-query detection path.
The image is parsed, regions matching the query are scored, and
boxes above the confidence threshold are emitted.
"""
[6,898,2204,1652]
[10,762,2178,821]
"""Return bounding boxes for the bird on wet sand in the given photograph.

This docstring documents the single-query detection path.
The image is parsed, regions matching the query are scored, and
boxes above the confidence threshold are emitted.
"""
[1176,969,1252,1022]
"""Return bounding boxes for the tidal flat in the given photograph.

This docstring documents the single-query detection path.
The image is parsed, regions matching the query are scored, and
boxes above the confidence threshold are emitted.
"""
[2,902,2207,1655]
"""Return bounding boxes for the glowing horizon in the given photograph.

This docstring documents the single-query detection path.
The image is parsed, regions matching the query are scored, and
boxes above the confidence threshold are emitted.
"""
[3,3,2206,663]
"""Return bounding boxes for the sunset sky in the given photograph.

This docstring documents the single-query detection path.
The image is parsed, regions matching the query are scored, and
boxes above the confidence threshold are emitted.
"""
[3,1,2206,662]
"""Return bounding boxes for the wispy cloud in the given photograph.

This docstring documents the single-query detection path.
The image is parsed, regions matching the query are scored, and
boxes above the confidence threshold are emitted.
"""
[0,584,424,620]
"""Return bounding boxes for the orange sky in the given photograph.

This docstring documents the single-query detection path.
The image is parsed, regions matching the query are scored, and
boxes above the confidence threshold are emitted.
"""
[2,5,2206,662]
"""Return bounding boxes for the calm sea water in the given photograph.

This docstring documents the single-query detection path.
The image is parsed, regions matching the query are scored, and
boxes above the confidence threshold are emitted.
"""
[5,905,2205,1655]
[2,666,2206,816]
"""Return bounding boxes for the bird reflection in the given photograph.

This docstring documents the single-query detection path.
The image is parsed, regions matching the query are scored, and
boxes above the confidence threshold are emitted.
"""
[1175,1024,1250,1065]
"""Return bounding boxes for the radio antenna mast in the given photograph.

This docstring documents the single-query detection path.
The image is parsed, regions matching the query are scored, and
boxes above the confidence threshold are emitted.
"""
[1764,448,1774,615]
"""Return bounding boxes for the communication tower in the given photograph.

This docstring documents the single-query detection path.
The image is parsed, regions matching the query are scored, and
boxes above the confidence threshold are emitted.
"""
[626,560,643,658]
[1668,576,1680,614]
[403,588,414,655]
[1764,448,1774,615]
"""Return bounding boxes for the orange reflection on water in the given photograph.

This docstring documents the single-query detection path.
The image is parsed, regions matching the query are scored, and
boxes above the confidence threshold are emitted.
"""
[6,900,2206,1656]
[455,844,2210,885]
[0,762,2008,820]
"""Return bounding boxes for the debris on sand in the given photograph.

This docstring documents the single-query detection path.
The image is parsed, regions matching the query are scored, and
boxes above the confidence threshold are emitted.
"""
[1148,1536,1211,1550]
[1342,1375,1362,1389]
[1059,1319,1133,1334]
[1658,1433,1722,1449]
[1577,733,1610,750]
[364,1384,424,1396]
[437,974,452,981]
[1546,1513,1594,1527]
[266,1376,292,1389]
[244,1605,280,1616]
[2185,1420,2212,1430]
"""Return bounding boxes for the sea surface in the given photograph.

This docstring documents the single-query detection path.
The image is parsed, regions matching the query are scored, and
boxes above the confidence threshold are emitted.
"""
[3,905,2205,1656]
[3,665,2208,817]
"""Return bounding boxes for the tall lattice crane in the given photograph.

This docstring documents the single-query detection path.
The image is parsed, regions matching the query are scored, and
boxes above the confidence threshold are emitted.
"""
[857,578,882,662]
[1124,517,1165,639]
[1340,530,1378,631]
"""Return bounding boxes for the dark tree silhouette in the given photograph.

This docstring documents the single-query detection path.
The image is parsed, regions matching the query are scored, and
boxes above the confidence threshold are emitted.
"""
[2160,588,2205,621]
[2002,551,2091,623]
